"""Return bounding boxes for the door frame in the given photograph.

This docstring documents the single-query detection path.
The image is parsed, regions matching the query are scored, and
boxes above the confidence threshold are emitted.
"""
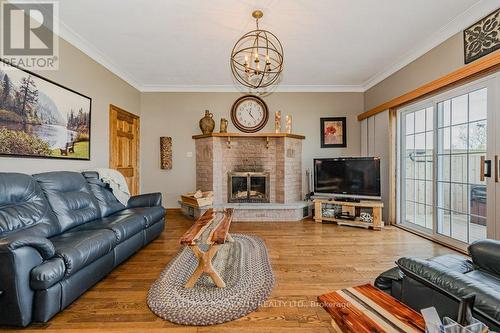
[109,104,140,195]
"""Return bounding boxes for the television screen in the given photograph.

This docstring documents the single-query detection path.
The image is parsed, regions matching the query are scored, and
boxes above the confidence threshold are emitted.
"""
[314,157,381,198]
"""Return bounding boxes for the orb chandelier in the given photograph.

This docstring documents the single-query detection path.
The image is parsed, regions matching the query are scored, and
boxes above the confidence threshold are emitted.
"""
[230,10,284,90]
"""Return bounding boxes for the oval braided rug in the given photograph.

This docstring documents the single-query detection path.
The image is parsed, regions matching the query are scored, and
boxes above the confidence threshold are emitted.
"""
[147,234,275,326]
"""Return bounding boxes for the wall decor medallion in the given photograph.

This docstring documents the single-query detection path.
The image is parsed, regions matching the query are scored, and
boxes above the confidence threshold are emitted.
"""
[463,8,500,64]
[199,110,215,135]
[320,117,347,148]
[0,59,91,160]
[230,95,269,133]
[160,136,172,170]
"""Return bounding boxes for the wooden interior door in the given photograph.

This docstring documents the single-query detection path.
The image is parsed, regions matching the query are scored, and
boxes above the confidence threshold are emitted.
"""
[109,104,140,195]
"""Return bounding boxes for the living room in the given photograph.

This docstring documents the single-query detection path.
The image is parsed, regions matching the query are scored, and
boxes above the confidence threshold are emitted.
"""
[0,0,499,332]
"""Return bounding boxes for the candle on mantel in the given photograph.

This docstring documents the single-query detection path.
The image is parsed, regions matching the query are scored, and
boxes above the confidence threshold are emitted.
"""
[285,115,292,134]
[275,111,281,133]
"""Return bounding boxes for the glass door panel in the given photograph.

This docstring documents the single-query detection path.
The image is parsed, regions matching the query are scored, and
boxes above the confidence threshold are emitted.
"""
[436,88,487,244]
[401,106,434,230]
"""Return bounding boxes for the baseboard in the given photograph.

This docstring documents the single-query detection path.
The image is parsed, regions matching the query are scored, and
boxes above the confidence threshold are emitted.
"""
[166,208,182,213]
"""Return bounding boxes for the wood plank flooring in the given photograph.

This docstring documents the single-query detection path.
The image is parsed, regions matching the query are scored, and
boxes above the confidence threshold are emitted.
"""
[4,211,456,333]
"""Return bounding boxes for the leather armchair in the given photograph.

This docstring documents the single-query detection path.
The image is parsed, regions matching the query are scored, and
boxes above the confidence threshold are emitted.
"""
[375,240,500,331]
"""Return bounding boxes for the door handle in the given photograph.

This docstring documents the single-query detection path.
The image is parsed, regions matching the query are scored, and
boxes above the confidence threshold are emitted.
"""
[480,156,492,181]
[495,155,499,183]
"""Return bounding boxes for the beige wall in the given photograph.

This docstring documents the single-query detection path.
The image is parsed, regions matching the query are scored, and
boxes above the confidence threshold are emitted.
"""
[1,37,141,174]
[140,92,363,207]
[364,33,464,111]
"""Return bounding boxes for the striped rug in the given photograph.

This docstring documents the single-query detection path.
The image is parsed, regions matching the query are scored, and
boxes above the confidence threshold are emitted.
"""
[318,284,426,333]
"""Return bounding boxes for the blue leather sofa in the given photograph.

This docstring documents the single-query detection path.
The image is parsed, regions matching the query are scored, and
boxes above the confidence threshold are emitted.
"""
[0,171,165,327]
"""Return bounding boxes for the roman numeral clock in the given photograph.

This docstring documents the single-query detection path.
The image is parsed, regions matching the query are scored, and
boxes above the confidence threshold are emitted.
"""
[230,95,269,133]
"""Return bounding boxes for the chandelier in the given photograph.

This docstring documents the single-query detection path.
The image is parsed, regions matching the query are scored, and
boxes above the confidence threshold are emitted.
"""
[230,10,284,89]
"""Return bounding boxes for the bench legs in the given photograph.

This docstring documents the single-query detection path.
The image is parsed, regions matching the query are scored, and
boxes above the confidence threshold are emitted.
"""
[184,244,226,288]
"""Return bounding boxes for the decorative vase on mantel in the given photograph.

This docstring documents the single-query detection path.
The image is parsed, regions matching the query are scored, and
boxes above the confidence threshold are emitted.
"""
[199,110,215,135]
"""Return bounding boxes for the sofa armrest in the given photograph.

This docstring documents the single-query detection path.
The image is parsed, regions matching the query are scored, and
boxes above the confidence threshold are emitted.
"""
[468,239,500,276]
[0,235,55,260]
[0,243,45,326]
[127,192,162,208]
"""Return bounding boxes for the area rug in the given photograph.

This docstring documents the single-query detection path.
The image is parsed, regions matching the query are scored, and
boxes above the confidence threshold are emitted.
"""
[146,233,275,325]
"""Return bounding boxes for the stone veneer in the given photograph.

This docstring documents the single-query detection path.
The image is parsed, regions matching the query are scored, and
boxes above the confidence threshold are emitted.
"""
[195,136,303,204]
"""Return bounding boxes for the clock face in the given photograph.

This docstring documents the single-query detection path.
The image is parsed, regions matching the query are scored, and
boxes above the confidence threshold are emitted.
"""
[231,95,269,133]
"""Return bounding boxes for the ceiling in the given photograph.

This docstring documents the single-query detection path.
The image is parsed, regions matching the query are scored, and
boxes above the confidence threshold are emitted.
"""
[46,0,498,91]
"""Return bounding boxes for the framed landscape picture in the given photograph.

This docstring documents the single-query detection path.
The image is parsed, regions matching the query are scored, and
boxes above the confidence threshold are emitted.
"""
[320,117,346,148]
[0,59,91,160]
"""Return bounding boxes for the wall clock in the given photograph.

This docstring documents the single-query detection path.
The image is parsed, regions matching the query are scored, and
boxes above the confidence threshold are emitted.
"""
[230,95,269,133]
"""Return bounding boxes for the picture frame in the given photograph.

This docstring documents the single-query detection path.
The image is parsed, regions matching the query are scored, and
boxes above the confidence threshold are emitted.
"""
[320,117,346,148]
[0,58,92,160]
[463,8,500,64]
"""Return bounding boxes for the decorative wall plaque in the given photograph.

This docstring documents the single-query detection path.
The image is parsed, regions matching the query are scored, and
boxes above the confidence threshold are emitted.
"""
[463,8,500,64]
[160,136,172,169]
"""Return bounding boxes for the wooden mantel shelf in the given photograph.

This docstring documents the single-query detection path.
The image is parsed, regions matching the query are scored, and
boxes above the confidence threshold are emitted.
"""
[192,132,306,140]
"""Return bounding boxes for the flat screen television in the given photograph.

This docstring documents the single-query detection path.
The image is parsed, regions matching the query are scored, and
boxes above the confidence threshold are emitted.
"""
[314,157,381,200]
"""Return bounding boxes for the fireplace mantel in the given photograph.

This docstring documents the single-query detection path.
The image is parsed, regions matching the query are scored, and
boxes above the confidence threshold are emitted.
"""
[192,132,305,140]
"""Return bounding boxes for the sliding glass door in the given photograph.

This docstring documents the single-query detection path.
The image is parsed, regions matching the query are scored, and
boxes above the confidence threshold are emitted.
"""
[398,74,498,248]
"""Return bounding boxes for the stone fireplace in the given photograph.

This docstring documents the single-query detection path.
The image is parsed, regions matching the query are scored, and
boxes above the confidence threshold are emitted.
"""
[190,133,311,221]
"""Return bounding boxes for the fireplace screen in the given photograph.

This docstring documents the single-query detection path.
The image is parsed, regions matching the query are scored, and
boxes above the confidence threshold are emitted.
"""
[228,172,270,203]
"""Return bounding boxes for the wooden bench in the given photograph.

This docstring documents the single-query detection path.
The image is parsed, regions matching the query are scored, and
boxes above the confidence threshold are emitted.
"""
[179,208,234,288]
[59,141,75,156]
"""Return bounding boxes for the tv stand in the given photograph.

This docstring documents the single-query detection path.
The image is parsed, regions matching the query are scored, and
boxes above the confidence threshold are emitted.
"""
[313,198,384,230]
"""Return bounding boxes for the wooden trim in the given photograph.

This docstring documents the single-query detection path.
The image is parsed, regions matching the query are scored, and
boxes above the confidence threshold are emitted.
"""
[110,104,139,119]
[388,109,397,225]
[358,50,500,121]
[192,132,305,140]
[109,104,140,194]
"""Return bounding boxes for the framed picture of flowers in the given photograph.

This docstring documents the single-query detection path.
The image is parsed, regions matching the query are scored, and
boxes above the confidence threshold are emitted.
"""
[320,117,346,148]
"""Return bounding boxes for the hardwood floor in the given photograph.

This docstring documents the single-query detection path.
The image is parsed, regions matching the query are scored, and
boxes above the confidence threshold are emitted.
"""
[7,211,456,333]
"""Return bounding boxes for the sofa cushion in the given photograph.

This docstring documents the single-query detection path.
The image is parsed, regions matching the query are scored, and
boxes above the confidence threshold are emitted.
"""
[466,270,500,291]
[115,207,165,227]
[0,173,59,237]
[82,172,125,217]
[468,239,500,276]
[71,214,144,243]
[30,257,66,290]
[428,254,474,273]
[50,229,116,277]
[34,172,101,233]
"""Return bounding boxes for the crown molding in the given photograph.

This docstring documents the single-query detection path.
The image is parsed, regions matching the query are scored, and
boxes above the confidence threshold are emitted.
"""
[139,84,365,93]
[361,0,499,91]
[55,18,142,91]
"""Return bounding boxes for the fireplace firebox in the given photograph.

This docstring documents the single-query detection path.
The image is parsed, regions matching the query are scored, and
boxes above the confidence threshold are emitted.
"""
[228,172,270,203]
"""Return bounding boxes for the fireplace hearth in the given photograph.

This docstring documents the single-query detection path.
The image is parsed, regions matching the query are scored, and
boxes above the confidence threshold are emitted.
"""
[228,172,270,203]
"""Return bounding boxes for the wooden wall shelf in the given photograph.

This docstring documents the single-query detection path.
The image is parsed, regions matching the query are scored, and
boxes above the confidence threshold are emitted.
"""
[192,132,306,140]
